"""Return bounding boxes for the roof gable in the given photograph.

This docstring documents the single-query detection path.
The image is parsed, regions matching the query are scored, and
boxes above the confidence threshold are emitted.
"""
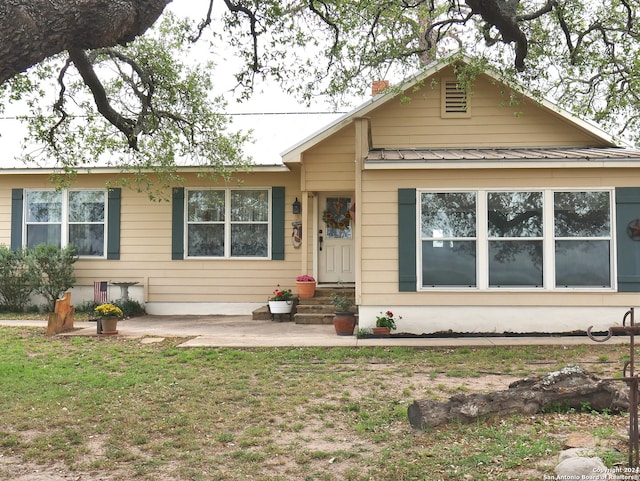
[282,57,620,164]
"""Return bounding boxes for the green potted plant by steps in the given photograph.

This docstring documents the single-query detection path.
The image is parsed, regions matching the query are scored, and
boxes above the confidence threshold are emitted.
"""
[373,310,401,336]
[95,303,124,335]
[268,285,294,314]
[331,289,356,336]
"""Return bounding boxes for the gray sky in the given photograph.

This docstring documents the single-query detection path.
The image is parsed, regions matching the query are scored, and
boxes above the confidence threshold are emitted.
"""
[0,0,360,168]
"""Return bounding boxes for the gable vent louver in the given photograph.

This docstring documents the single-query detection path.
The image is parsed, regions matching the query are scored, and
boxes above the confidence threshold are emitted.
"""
[444,80,468,114]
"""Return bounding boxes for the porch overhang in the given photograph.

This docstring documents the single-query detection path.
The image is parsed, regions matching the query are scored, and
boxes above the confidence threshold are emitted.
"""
[364,147,640,170]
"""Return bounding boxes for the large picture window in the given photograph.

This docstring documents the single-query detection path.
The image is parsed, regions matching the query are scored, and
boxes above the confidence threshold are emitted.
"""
[187,188,270,258]
[419,189,613,289]
[25,189,107,256]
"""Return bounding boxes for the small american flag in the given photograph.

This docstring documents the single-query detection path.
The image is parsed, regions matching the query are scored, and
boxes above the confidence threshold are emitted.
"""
[94,281,108,303]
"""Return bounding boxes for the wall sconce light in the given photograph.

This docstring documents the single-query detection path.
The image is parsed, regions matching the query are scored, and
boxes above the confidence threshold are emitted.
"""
[292,197,301,215]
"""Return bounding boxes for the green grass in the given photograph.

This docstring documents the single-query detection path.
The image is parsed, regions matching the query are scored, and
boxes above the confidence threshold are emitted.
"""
[0,326,630,480]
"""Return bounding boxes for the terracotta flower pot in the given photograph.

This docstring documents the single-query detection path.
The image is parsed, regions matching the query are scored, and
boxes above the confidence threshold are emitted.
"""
[100,317,119,335]
[372,327,390,336]
[333,312,356,336]
[295,281,316,299]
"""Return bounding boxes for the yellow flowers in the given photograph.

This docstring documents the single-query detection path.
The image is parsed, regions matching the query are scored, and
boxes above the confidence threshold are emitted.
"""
[94,303,123,319]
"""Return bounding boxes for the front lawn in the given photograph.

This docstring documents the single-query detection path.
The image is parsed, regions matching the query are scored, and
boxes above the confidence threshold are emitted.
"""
[0,326,630,480]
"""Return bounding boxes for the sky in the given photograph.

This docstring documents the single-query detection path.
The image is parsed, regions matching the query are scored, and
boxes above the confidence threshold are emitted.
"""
[0,0,363,168]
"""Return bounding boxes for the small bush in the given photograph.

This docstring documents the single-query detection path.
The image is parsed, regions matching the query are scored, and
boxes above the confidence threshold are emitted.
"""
[76,300,101,315]
[0,246,34,312]
[25,244,77,312]
[76,299,145,318]
[115,299,145,318]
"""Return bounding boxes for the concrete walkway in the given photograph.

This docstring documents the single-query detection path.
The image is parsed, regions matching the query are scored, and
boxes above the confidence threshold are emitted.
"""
[0,315,630,348]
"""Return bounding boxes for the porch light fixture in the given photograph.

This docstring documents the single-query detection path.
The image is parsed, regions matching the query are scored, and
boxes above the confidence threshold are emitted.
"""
[292,197,301,214]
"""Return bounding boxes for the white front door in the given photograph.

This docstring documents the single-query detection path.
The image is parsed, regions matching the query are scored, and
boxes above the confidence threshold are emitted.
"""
[318,194,355,283]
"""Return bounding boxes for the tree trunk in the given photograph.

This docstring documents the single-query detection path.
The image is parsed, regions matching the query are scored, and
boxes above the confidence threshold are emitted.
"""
[0,0,171,83]
[408,366,629,429]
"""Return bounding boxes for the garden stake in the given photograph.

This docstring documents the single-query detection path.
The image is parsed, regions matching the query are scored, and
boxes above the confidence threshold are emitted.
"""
[587,307,640,467]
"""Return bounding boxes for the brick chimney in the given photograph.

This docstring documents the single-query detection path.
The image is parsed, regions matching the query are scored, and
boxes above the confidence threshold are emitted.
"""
[372,80,389,96]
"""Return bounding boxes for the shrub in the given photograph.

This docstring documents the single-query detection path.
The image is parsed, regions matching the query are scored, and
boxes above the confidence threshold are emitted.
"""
[0,246,34,312]
[77,299,145,318]
[25,244,77,312]
[115,299,145,318]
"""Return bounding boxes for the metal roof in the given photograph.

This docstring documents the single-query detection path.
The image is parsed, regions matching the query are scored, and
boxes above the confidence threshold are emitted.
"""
[365,147,640,163]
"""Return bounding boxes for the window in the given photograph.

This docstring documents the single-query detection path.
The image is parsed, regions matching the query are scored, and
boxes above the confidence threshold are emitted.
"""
[25,189,107,256]
[488,191,543,287]
[554,191,611,287]
[187,188,270,258]
[421,192,476,286]
[419,189,613,289]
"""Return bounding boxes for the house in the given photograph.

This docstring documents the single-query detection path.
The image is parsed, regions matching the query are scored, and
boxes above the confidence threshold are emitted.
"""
[3,57,640,334]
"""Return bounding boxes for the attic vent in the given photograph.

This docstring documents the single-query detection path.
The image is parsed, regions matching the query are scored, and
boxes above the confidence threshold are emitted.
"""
[441,79,470,118]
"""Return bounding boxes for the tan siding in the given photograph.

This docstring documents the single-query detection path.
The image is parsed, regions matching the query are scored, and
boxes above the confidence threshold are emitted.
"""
[368,68,606,149]
[0,171,304,304]
[302,126,355,192]
[0,193,9,247]
[358,167,640,308]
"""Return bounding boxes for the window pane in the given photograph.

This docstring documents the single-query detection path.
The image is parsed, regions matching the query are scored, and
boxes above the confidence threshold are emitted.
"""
[422,240,476,287]
[26,191,62,222]
[489,240,543,286]
[554,191,610,237]
[26,225,61,248]
[69,191,105,222]
[188,225,224,256]
[188,190,225,222]
[70,224,105,256]
[324,197,352,239]
[231,190,268,222]
[421,192,476,238]
[488,192,542,237]
[555,240,610,287]
[231,224,268,257]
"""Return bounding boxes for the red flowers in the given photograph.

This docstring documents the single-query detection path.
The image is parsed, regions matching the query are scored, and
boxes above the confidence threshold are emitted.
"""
[271,285,293,301]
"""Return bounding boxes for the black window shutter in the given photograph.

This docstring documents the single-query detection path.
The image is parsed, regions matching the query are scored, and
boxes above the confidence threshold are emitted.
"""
[271,187,285,260]
[106,188,121,260]
[398,188,417,291]
[172,187,185,260]
[616,188,640,291]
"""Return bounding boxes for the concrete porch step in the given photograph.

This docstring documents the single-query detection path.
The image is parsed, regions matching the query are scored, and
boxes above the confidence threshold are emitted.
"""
[251,286,356,325]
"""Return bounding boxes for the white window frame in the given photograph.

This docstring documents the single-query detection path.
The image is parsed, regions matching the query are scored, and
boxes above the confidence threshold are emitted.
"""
[24,188,108,258]
[418,188,615,291]
[185,187,272,259]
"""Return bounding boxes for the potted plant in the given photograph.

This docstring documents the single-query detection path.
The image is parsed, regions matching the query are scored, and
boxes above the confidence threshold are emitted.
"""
[295,275,316,298]
[373,310,401,336]
[95,303,123,335]
[331,291,356,336]
[268,285,294,314]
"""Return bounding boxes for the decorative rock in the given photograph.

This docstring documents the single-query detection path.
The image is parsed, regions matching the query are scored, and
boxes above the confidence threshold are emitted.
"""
[558,448,598,462]
[565,433,597,449]
[555,456,608,480]
[141,337,165,344]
